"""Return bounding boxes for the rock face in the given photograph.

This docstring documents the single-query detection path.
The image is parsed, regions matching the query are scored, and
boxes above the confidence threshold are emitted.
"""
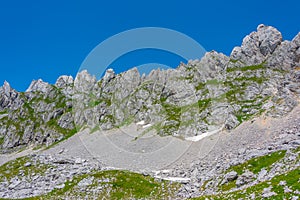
[0,24,299,153]
[0,78,75,153]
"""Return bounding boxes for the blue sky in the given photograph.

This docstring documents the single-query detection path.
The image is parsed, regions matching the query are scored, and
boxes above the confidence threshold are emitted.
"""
[0,0,299,91]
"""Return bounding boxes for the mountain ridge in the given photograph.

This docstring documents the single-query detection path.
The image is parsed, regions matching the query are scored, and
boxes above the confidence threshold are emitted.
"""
[0,24,299,153]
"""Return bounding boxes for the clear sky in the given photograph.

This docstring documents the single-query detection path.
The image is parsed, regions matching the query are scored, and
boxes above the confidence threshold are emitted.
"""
[0,0,299,91]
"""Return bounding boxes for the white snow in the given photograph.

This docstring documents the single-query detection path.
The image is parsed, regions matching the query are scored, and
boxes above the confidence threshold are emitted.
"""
[155,176,190,183]
[136,120,145,125]
[142,124,152,129]
[185,125,224,142]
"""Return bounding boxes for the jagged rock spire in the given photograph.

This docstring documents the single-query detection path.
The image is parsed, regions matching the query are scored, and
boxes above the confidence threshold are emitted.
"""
[231,24,283,65]
[26,79,49,93]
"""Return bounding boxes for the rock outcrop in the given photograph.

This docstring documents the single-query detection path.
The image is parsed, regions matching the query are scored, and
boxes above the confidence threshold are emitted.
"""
[0,24,299,153]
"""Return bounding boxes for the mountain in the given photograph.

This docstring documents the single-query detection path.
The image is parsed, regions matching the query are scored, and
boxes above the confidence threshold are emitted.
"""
[0,24,300,199]
[0,24,299,153]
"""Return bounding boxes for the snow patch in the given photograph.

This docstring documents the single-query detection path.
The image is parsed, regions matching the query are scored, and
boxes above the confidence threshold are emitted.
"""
[185,125,224,142]
[142,124,152,129]
[136,120,145,125]
[155,176,190,183]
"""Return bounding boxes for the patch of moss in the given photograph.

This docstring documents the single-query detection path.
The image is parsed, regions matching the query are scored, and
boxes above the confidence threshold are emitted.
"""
[198,98,212,112]
[45,118,77,148]
[219,180,236,191]
[194,168,300,200]
[0,136,4,145]
[27,170,179,199]
[195,82,206,91]
[0,110,7,114]
[233,76,268,84]
[0,156,51,182]
[206,79,221,85]
[292,146,300,153]
[227,150,286,175]
[226,63,266,72]
[229,59,239,63]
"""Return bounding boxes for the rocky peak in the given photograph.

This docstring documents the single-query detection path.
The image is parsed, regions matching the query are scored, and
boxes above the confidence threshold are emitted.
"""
[74,70,97,93]
[231,24,283,65]
[198,51,230,72]
[0,81,18,105]
[2,81,14,97]
[291,32,300,48]
[26,79,50,93]
[256,24,282,56]
[55,75,74,88]
[102,68,116,85]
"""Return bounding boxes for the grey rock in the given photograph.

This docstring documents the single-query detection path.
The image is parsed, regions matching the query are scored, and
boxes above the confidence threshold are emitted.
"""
[8,180,21,189]
[26,79,50,93]
[236,171,255,187]
[261,186,277,198]
[257,169,267,181]
[77,177,94,187]
[224,171,238,182]
[55,183,65,189]
[24,162,32,167]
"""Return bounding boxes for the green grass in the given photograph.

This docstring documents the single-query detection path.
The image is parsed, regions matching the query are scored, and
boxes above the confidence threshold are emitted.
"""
[219,180,237,191]
[0,136,4,146]
[226,63,266,72]
[194,168,300,200]
[0,110,7,114]
[292,146,300,153]
[0,156,51,182]
[227,150,286,175]
[233,76,268,84]
[21,170,179,200]
[206,79,221,85]
[195,82,206,91]
[198,98,212,112]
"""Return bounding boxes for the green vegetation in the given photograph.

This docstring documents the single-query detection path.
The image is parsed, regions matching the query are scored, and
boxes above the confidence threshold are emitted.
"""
[292,146,300,153]
[0,156,51,182]
[227,150,286,175]
[206,79,221,85]
[0,109,7,114]
[233,76,268,84]
[0,136,4,145]
[194,168,300,200]
[219,180,236,191]
[159,102,181,135]
[23,170,179,200]
[226,63,266,72]
[46,118,76,136]
[198,98,212,112]
[195,82,206,91]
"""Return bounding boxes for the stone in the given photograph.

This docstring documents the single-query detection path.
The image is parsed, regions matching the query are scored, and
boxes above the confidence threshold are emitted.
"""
[55,183,65,189]
[284,186,293,193]
[24,162,32,167]
[77,177,94,187]
[261,186,277,198]
[75,158,83,164]
[26,79,50,93]
[236,171,255,187]
[8,180,21,189]
[257,169,267,181]
[224,171,238,182]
